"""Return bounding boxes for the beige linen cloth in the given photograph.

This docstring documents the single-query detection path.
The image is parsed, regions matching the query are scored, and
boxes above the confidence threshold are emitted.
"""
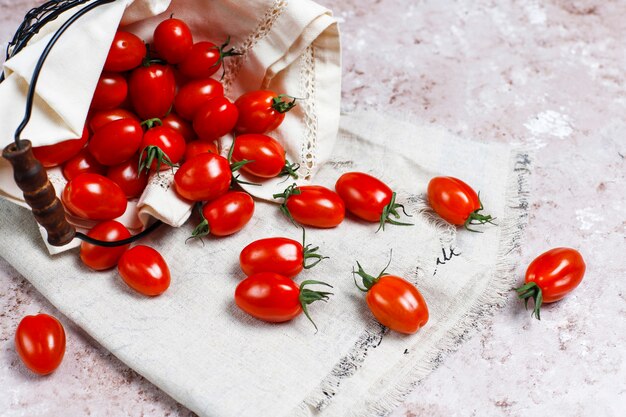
[0,1,532,417]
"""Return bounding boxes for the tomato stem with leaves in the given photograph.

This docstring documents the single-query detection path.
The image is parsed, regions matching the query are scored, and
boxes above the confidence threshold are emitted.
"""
[279,159,300,180]
[299,280,333,331]
[515,282,543,320]
[464,193,496,232]
[272,94,298,113]
[188,202,209,244]
[211,36,242,80]
[301,227,328,269]
[227,138,259,187]
[273,183,302,226]
[138,145,176,175]
[377,192,413,232]
[353,251,393,291]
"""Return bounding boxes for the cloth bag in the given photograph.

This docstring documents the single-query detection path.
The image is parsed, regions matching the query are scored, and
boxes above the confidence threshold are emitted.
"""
[0,110,531,417]
[0,0,341,253]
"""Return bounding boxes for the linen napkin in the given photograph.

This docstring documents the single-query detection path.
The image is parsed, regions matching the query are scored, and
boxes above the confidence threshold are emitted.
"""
[0,0,340,253]
[0,111,531,417]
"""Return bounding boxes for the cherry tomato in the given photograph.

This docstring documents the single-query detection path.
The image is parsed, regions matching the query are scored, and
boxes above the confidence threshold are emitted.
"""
[427,176,494,231]
[161,113,196,142]
[32,126,89,167]
[184,140,218,161]
[235,273,332,329]
[192,96,238,141]
[15,314,66,375]
[153,18,193,64]
[174,78,224,120]
[107,157,149,198]
[178,40,237,79]
[275,185,345,228]
[90,72,128,110]
[88,118,143,166]
[335,172,412,231]
[104,31,146,72]
[62,148,106,181]
[118,245,170,296]
[80,220,131,271]
[62,173,127,220]
[354,259,429,334]
[231,134,287,178]
[239,236,326,278]
[139,125,186,172]
[173,153,232,201]
[235,90,296,134]
[191,191,254,238]
[129,63,176,119]
[516,248,586,320]
[89,108,140,132]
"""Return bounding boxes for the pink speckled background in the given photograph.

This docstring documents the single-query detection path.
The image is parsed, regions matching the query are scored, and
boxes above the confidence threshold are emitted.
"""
[1,0,625,416]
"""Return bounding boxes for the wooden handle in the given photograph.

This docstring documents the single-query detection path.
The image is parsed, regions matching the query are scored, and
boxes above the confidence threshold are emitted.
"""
[3,140,75,246]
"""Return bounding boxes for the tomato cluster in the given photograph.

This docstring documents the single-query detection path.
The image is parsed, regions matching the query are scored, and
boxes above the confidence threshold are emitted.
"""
[16,12,585,377]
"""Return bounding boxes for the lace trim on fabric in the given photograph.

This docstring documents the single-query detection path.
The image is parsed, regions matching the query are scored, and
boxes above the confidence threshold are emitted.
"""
[222,0,289,91]
[298,45,317,180]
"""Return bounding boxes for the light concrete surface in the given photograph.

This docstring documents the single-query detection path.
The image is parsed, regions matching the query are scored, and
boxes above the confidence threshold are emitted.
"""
[1,0,624,416]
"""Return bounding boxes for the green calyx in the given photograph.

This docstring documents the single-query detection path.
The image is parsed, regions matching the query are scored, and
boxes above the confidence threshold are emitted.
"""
[210,36,243,80]
[140,118,163,129]
[299,280,333,332]
[279,159,300,180]
[377,192,413,232]
[142,45,167,67]
[301,227,328,269]
[352,251,393,292]
[272,95,298,113]
[464,193,496,232]
[227,138,259,187]
[272,183,301,226]
[186,203,209,244]
[138,145,176,176]
[515,281,543,320]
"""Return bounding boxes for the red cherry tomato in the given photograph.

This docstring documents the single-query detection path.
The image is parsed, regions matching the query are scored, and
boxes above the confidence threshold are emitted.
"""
[161,113,196,142]
[192,96,238,141]
[235,90,296,134]
[153,18,193,64]
[90,72,128,111]
[192,191,254,238]
[174,78,224,120]
[184,140,218,161]
[427,176,494,231]
[129,63,176,119]
[178,40,237,79]
[231,134,287,178]
[32,127,89,167]
[239,236,326,278]
[235,273,332,328]
[104,31,146,72]
[88,118,143,166]
[62,173,127,220]
[118,245,170,296]
[173,153,232,201]
[354,260,429,334]
[62,148,106,181]
[15,314,66,375]
[276,185,345,228]
[335,172,412,231]
[516,248,586,320]
[89,108,139,132]
[80,220,131,271]
[139,125,186,171]
[107,157,149,198]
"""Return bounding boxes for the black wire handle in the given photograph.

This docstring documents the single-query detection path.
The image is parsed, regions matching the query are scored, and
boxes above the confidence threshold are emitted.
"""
[3,0,164,247]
